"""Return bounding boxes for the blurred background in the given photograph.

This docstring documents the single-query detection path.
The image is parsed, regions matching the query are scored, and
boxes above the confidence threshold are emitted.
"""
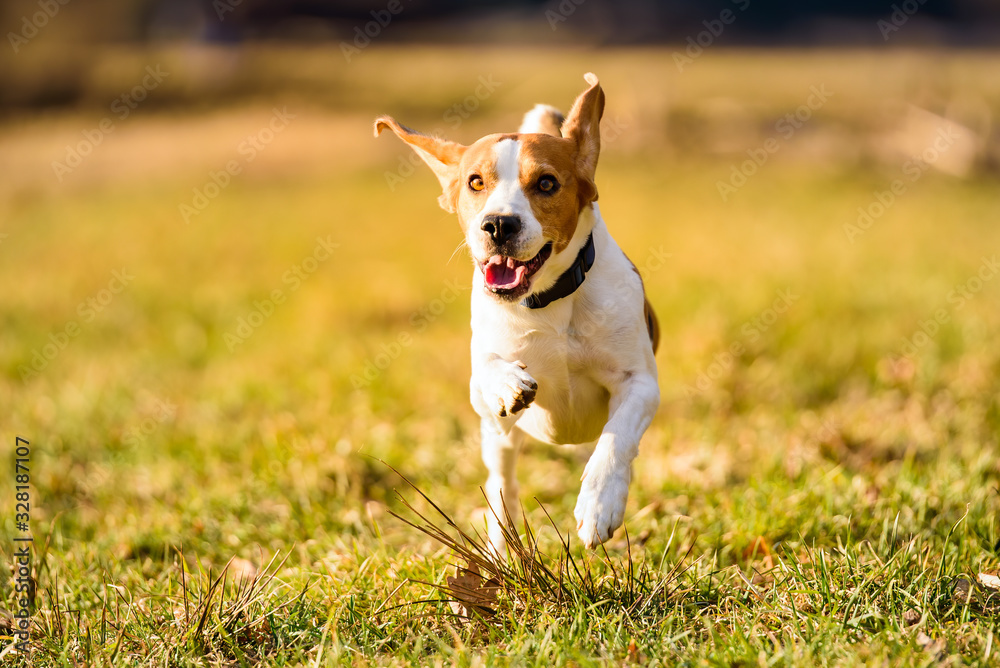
[2,0,1000,593]
[2,0,999,193]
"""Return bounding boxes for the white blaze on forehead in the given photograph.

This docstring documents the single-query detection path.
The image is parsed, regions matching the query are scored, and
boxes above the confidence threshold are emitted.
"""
[494,137,520,181]
[482,138,528,216]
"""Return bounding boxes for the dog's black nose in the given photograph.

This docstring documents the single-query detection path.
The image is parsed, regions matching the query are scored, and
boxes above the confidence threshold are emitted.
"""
[481,214,521,246]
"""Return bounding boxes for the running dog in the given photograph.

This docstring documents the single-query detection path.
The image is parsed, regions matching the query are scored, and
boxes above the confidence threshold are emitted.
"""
[374,73,660,551]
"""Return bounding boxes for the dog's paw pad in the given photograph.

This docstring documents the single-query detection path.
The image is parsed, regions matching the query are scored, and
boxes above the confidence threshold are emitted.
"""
[490,360,537,418]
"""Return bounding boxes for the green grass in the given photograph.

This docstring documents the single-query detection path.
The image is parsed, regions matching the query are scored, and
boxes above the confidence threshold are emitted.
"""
[3,46,1000,665]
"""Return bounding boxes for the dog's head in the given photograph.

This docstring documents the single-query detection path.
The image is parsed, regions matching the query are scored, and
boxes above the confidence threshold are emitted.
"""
[374,73,605,302]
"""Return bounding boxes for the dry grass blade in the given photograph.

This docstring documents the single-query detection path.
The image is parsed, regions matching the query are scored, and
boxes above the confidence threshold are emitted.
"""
[382,462,686,629]
[171,548,306,659]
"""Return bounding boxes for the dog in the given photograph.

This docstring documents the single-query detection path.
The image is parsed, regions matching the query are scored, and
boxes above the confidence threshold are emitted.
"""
[374,73,660,551]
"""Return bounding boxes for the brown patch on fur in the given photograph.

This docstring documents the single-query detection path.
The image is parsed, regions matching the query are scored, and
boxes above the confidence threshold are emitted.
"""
[627,259,660,353]
[516,134,587,254]
[644,297,660,353]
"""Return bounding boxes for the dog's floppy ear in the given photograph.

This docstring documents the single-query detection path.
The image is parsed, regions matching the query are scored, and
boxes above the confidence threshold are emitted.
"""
[561,73,605,204]
[374,116,467,213]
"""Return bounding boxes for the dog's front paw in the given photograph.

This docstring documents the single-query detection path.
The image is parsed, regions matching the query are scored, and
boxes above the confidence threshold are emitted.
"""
[485,359,537,418]
[574,463,630,549]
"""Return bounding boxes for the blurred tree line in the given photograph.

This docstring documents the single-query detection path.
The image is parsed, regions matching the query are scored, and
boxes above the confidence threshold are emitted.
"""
[1,0,997,113]
[2,0,998,46]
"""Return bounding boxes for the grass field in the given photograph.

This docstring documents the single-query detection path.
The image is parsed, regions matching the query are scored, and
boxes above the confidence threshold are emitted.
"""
[3,46,1000,665]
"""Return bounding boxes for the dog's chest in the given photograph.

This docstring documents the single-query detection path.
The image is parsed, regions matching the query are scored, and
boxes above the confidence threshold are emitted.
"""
[488,318,611,445]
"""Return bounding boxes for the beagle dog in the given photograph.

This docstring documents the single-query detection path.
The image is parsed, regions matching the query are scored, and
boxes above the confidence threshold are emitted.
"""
[375,73,660,551]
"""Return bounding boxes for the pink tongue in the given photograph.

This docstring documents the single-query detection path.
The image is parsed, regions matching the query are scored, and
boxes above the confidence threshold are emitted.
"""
[485,256,527,289]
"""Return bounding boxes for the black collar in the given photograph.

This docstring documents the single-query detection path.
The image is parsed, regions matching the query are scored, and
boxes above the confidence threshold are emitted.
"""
[521,234,595,309]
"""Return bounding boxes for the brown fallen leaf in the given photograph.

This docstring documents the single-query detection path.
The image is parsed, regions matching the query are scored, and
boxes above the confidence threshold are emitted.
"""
[977,572,1000,591]
[446,561,499,620]
[902,609,921,626]
[952,578,973,605]
[742,536,772,560]
[742,536,775,580]
[916,631,947,662]
[626,637,647,664]
[235,613,272,646]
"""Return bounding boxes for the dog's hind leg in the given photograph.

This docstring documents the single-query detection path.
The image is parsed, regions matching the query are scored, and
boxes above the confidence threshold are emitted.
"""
[480,420,526,556]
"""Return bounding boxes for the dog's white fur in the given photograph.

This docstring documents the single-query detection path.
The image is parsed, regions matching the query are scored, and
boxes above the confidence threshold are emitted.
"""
[375,74,659,551]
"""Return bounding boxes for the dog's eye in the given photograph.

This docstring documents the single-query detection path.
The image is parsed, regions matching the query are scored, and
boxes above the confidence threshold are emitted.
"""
[469,175,485,192]
[538,176,558,193]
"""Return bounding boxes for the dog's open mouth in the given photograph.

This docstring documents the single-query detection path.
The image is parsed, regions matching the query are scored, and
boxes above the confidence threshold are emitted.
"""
[482,242,553,298]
